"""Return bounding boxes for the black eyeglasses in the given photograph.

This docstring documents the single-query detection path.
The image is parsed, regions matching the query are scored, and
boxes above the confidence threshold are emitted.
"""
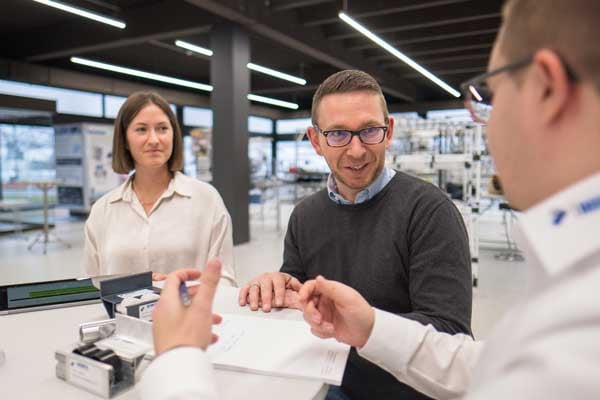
[314,125,388,147]
[460,54,579,124]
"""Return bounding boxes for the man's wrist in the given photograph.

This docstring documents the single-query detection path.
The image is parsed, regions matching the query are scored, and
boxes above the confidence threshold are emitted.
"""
[357,307,376,349]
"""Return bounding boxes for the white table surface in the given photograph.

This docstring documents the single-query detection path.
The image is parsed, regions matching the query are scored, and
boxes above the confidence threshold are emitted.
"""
[0,285,327,400]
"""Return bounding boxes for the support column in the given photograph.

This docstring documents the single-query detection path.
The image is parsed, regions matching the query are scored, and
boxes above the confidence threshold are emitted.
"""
[210,24,250,245]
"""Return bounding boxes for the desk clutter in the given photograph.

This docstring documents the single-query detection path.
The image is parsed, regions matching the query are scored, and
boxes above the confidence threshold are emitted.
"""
[55,273,157,398]
[51,274,350,398]
[99,272,160,320]
[55,313,153,398]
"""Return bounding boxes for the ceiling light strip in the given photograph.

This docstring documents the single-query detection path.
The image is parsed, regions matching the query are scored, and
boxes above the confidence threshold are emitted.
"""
[247,94,299,110]
[247,63,307,86]
[175,40,306,86]
[338,12,460,98]
[71,57,298,109]
[70,57,213,91]
[32,0,126,29]
[175,40,213,57]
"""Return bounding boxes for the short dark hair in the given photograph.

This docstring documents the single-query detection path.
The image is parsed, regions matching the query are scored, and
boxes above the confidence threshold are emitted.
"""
[311,70,389,126]
[112,91,183,174]
[500,0,600,92]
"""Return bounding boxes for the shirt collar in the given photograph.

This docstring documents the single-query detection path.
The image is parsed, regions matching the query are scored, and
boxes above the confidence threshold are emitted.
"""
[108,171,192,204]
[516,171,600,277]
[327,167,395,205]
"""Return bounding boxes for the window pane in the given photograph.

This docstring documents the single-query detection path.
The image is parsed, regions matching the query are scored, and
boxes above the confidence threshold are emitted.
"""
[183,107,212,127]
[249,137,272,179]
[276,140,328,178]
[248,116,273,134]
[104,95,127,119]
[183,129,212,182]
[0,79,102,117]
[276,118,311,135]
[0,124,56,204]
[425,109,472,122]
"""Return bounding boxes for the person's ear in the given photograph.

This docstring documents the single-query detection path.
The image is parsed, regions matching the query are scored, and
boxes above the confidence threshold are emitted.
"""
[530,49,572,126]
[307,126,324,156]
[385,116,394,149]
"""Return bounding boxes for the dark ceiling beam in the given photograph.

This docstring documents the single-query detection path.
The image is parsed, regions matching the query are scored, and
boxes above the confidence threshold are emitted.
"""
[28,26,212,62]
[252,84,320,95]
[17,1,216,62]
[329,12,501,40]
[409,43,494,57]
[303,0,472,27]
[349,28,498,51]
[369,44,494,62]
[379,53,489,68]
[0,94,55,113]
[419,53,490,65]
[403,67,486,79]
[272,0,336,12]
[79,0,120,12]
[184,0,418,102]
[388,99,466,114]
[0,57,286,119]
[147,40,212,61]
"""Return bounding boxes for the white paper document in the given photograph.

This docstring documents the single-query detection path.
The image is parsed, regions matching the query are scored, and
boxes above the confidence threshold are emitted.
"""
[207,313,350,385]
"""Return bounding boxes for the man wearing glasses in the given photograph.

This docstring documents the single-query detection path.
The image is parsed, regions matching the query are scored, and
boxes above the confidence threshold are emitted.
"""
[295,1,600,400]
[238,70,473,400]
[139,1,599,399]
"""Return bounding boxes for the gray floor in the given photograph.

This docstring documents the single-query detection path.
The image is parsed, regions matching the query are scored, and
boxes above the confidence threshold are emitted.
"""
[0,203,528,339]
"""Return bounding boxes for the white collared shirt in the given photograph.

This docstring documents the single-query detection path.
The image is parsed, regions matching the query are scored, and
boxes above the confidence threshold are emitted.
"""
[358,171,600,399]
[83,171,236,286]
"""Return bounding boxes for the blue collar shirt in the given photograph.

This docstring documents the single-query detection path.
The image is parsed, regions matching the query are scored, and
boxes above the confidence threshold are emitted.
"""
[327,167,396,205]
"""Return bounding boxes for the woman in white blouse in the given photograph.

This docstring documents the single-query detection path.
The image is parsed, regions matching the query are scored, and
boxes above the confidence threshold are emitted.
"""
[83,91,236,286]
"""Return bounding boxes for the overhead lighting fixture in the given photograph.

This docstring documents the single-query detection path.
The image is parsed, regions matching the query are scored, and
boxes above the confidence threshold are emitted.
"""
[174,40,306,86]
[174,40,213,57]
[247,94,299,110]
[71,57,298,109]
[338,12,460,98]
[468,85,483,102]
[32,0,126,29]
[247,63,307,86]
[70,57,213,92]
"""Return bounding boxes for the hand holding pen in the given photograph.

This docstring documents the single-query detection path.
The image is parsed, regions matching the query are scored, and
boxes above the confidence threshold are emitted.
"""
[151,259,223,356]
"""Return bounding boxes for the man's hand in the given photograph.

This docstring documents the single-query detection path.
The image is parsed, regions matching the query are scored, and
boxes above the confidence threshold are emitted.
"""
[152,272,167,281]
[238,272,303,312]
[152,259,223,356]
[299,275,375,348]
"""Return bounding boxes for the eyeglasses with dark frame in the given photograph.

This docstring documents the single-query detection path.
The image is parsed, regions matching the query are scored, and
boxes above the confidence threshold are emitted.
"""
[314,125,389,147]
[460,54,579,124]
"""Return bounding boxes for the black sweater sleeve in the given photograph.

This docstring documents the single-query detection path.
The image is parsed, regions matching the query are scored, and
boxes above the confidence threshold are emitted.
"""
[280,207,308,282]
[402,198,473,335]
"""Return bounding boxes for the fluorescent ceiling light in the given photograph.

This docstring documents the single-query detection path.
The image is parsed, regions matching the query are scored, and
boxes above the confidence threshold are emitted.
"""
[247,94,299,110]
[71,57,298,109]
[468,85,483,102]
[71,57,213,92]
[338,12,460,98]
[247,63,307,86]
[32,0,126,29]
[174,40,306,86]
[175,40,213,57]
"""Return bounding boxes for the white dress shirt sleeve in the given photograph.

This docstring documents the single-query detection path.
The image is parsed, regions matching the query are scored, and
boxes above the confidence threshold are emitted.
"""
[209,208,237,287]
[82,208,101,277]
[358,308,485,400]
[138,347,218,400]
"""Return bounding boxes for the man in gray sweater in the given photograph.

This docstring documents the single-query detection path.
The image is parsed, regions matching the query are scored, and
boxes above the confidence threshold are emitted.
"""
[239,70,472,400]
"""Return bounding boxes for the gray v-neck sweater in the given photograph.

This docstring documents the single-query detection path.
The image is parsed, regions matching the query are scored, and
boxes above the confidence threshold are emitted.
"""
[282,171,472,400]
